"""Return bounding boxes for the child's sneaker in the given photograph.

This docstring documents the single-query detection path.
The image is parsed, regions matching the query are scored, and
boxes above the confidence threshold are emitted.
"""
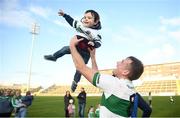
[71,81,77,92]
[44,55,56,61]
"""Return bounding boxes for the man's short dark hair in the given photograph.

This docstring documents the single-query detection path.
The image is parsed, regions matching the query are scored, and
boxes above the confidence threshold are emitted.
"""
[128,56,144,81]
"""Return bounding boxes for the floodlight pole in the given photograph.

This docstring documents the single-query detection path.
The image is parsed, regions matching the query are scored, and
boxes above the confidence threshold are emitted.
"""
[27,23,39,91]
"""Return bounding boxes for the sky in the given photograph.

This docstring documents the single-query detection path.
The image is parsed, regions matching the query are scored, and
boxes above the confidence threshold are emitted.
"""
[0,0,180,88]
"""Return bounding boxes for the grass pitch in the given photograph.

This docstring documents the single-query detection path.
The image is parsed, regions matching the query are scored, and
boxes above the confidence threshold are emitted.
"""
[27,96,180,117]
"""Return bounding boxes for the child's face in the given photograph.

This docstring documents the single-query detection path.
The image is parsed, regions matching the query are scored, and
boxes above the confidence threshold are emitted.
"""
[82,12,97,28]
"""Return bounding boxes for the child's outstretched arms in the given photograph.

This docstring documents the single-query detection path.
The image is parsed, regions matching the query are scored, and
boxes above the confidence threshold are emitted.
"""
[58,9,64,16]
[58,9,77,28]
[58,9,86,34]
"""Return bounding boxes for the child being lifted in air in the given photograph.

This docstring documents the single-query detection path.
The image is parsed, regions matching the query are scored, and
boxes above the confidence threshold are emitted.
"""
[44,9,102,92]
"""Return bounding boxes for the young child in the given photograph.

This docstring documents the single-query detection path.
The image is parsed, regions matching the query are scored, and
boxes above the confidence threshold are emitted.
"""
[88,106,95,118]
[68,99,75,117]
[21,91,34,108]
[44,9,102,92]
[95,104,100,118]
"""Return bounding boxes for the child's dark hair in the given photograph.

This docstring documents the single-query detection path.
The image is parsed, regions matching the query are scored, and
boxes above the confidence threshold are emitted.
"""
[84,10,101,29]
[85,10,100,23]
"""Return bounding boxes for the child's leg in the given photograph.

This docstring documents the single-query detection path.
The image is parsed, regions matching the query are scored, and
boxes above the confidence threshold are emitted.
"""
[44,46,70,61]
[73,71,81,84]
[71,71,81,92]
[53,46,70,59]
[71,51,90,92]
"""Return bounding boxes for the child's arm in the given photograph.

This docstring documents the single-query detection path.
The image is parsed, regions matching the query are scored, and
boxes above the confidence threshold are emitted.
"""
[93,34,102,48]
[58,9,74,27]
[88,34,102,48]
[58,9,83,31]
[11,97,26,108]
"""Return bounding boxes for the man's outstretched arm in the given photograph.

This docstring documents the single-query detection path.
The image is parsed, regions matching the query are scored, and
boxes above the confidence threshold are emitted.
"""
[89,48,98,71]
[70,36,97,83]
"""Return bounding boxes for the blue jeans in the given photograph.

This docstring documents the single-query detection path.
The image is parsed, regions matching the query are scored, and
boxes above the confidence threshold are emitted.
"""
[78,103,86,118]
[15,107,27,118]
[53,46,71,58]
[53,46,90,83]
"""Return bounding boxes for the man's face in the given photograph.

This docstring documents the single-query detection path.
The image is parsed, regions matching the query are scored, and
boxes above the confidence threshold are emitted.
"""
[66,91,70,96]
[81,88,84,92]
[16,91,21,96]
[116,58,132,76]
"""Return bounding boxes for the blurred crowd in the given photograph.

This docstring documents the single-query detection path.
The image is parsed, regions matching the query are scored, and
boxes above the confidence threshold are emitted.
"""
[0,88,33,118]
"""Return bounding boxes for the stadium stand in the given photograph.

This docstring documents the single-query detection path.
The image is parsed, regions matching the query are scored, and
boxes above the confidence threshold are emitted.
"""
[1,62,179,96]
[136,62,180,96]
[39,61,180,96]
[39,80,102,96]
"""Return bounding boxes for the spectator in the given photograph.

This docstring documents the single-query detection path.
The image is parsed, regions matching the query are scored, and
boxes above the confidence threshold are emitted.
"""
[0,89,14,117]
[170,96,174,103]
[11,90,26,118]
[148,91,152,108]
[95,104,100,118]
[68,99,75,117]
[64,90,74,117]
[77,87,86,118]
[18,91,34,117]
[88,106,95,118]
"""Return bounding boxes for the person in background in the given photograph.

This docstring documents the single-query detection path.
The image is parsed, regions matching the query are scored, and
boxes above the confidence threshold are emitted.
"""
[0,89,14,117]
[170,96,174,103]
[18,91,34,117]
[95,104,100,118]
[64,90,74,117]
[67,99,76,117]
[77,87,86,118]
[148,91,152,108]
[11,90,26,118]
[88,106,95,118]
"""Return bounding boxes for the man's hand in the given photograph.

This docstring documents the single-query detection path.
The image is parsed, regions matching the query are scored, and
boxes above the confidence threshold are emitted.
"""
[58,9,65,16]
[70,36,83,47]
[88,48,96,58]
[88,48,98,71]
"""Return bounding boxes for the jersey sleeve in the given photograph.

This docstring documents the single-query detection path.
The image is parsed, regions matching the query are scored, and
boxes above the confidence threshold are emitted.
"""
[88,31,102,48]
[63,14,82,30]
[63,14,74,27]
[93,35,102,48]
[92,72,116,92]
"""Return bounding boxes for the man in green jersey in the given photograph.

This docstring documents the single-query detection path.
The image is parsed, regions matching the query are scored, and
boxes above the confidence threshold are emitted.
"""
[69,36,144,117]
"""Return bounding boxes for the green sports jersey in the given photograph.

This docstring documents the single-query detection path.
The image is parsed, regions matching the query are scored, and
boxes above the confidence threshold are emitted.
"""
[88,111,95,118]
[93,72,135,117]
[95,108,100,117]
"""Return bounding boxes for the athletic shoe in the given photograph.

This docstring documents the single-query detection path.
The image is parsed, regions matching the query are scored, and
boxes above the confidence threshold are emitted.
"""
[44,55,56,61]
[71,81,77,92]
